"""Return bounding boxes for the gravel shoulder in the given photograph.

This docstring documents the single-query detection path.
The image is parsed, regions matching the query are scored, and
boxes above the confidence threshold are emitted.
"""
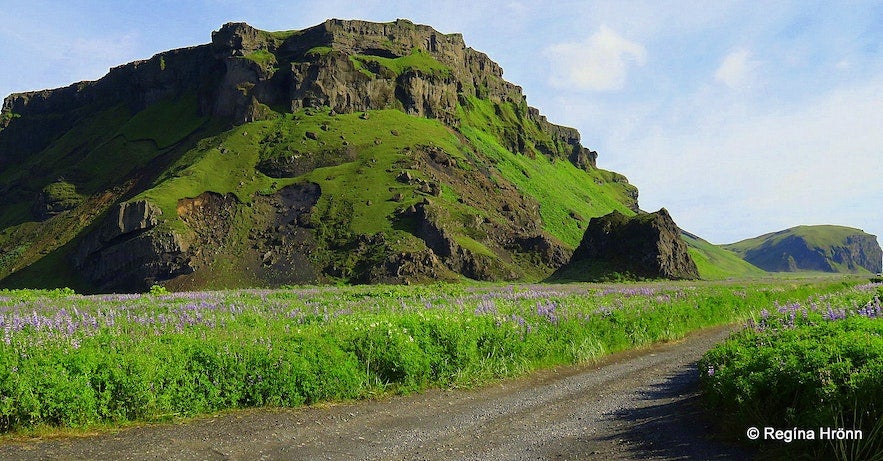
[0,325,754,460]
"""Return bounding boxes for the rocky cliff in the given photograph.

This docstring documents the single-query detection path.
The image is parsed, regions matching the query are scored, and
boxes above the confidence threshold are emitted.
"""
[1,20,596,172]
[0,19,642,292]
[553,209,700,281]
[724,225,882,274]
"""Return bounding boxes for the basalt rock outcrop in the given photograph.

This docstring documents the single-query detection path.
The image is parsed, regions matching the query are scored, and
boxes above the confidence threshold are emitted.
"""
[1,19,597,172]
[74,201,192,292]
[558,208,700,280]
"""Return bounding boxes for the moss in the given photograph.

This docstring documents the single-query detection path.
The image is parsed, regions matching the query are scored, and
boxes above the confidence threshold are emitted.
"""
[243,49,277,69]
[0,111,21,130]
[351,49,451,78]
[459,125,634,248]
[348,56,377,78]
[264,29,302,42]
[306,46,333,57]
[40,181,84,209]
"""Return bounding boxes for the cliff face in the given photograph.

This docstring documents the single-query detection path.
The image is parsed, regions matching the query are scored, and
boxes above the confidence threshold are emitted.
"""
[555,209,700,281]
[725,226,882,274]
[0,19,640,292]
[0,45,220,169]
[1,20,594,172]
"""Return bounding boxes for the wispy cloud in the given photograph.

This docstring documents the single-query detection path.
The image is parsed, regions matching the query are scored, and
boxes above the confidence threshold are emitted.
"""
[714,48,760,89]
[543,25,646,92]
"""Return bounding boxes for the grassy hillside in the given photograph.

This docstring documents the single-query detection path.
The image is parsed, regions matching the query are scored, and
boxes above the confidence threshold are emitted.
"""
[726,225,866,253]
[724,225,880,274]
[0,94,215,283]
[457,96,637,247]
[0,88,779,288]
[682,233,767,279]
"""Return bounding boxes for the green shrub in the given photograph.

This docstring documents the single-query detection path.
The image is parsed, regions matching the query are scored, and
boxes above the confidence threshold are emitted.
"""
[700,285,883,460]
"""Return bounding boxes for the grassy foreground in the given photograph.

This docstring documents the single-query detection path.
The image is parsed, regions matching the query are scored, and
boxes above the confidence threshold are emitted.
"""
[0,279,858,434]
[700,281,883,460]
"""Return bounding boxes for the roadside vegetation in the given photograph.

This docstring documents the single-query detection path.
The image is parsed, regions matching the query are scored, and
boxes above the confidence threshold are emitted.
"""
[0,279,856,435]
[700,281,883,460]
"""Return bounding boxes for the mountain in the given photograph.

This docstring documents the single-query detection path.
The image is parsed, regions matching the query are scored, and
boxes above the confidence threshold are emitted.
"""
[0,19,646,292]
[724,225,882,274]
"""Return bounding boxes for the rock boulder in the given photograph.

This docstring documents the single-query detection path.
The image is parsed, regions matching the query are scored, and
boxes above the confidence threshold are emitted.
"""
[563,208,699,280]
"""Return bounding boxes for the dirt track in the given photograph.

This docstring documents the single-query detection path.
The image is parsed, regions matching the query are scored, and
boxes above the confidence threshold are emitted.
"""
[0,325,754,460]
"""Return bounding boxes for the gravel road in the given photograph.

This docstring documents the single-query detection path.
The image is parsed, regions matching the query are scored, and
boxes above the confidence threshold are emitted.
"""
[0,325,754,460]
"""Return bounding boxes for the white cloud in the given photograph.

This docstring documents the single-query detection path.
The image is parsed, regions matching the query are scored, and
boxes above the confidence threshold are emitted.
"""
[543,25,647,92]
[609,78,883,243]
[714,48,760,89]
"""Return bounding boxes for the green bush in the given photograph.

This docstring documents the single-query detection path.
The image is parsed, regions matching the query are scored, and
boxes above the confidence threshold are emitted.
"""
[700,285,883,460]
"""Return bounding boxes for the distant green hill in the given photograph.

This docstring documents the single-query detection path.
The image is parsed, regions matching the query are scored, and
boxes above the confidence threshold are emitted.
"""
[724,225,882,274]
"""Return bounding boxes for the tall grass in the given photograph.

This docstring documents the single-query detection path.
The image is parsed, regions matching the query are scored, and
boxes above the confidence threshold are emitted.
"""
[0,279,854,434]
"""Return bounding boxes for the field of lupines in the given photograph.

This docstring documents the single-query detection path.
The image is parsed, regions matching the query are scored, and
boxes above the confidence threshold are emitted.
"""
[700,281,883,461]
[0,279,858,434]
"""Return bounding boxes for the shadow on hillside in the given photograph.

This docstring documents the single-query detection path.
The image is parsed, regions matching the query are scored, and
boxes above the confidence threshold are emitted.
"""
[601,365,757,460]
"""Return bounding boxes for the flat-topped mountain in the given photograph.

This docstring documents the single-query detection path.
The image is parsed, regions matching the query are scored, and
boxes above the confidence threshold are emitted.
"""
[0,19,645,292]
[724,225,882,274]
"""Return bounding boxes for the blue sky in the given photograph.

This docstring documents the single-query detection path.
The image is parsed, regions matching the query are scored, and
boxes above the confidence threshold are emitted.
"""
[2,1,881,245]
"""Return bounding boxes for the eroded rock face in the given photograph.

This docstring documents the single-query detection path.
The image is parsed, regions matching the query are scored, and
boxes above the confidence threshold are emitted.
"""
[567,208,700,280]
[842,235,882,273]
[401,201,517,281]
[201,19,598,168]
[2,19,600,173]
[248,183,322,285]
[75,201,191,292]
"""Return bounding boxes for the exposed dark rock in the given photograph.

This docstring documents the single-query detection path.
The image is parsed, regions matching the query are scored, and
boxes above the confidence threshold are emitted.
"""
[511,235,571,268]
[256,145,357,178]
[75,201,191,292]
[3,19,600,171]
[248,183,322,285]
[401,201,518,281]
[561,208,699,280]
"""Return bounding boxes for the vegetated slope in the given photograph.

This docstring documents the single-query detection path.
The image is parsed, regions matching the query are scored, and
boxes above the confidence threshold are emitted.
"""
[680,231,767,280]
[0,19,643,292]
[724,225,882,274]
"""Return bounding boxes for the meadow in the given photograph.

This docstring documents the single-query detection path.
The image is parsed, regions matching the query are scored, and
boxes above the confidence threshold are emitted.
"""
[0,278,859,435]
[700,281,883,460]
